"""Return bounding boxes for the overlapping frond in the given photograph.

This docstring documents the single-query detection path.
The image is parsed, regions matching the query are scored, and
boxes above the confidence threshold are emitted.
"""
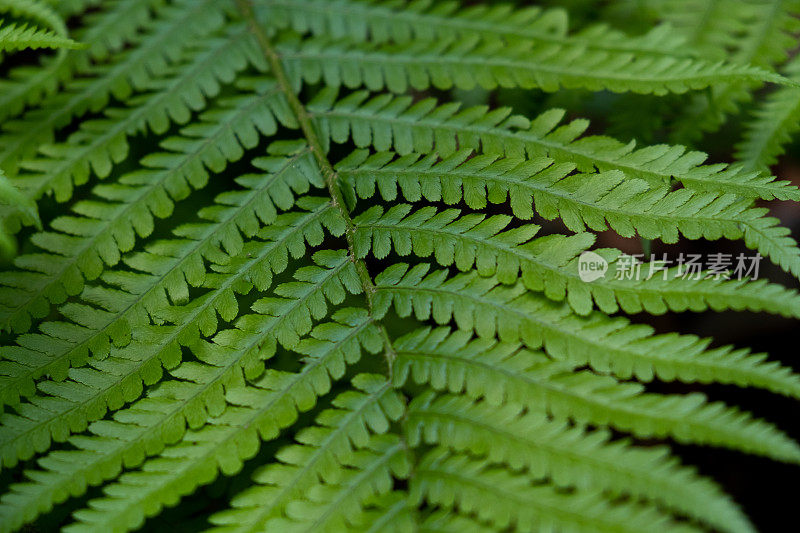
[314,93,800,278]
[277,34,788,97]
[0,307,380,532]
[208,374,404,532]
[0,0,158,122]
[353,202,800,316]
[0,194,336,471]
[57,311,381,533]
[316,91,800,201]
[0,88,296,335]
[413,449,699,533]
[0,0,230,176]
[254,0,572,46]
[391,327,800,461]
[0,0,68,36]
[0,169,39,256]
[737,56,800,171]
[0,184,331,409]
[633,0,800,65]
[376,264,800,406]
[639,0,800,142]
[407,392,751,533]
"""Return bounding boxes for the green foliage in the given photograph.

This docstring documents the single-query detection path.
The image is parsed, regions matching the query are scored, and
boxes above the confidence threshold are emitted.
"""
[1,0,800,531]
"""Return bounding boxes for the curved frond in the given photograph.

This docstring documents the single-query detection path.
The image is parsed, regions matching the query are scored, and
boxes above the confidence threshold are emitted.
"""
[413,449,699,533]
[0,20,81,52]
[391,326,800,461]
[317,91,800,201]
[376,264,800,402]
[277,35,789,97]
[56,312,381,533]
[0,89,296,335]
[0,0,69,36]
[353,202,800,316]
[407,392,751,533]
[208,374,404,533]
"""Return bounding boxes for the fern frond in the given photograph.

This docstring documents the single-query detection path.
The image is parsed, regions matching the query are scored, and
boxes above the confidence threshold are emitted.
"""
[208,374,404,532]
[0,208,347,467]
[56,313,381,533]
[338,148,796,220]
[14,34,266,203]
[350,492,417,533]
[413,449,699,533]
[314,94,800,277]
[0,0,158,123]
[0,202,265,409]
[0,377,231,530]
[407,392,752,533]
[736,56,800,171]
[352,203,800,317]
[43,0,103,18]
[0,89,296,334]
[256,0,695,56]
[268,0,800,143]
[279,34,791,97]
[0,169,40,255]
[637,0,800,65]
[0,0,68,36]
[0,0,229,175]
[316,91,800,201]
[649,0,800,141]
[0,200,339,476]
[1,0,799,529]
[0,20,81,52]
[255,0,570,46]
[0,308,381,531]
[392,326,800,461]
[418,510,493,533]
[0,220,350,466]
[262,435,409,533]
[376,264,800,403]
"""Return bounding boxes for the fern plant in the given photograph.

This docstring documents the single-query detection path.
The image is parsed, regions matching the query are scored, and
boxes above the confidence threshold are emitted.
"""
[0,0,81,256]
[2,0,800,531]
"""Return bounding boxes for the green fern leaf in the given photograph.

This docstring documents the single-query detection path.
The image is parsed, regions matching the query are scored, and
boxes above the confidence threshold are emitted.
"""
[376,264,800,402]
[0,0,229,176]
[0,20,81,52]
[0,90,296,334]
[56,312,381,533]
[413,449,700,533]
[208,374,404,532]
[407,392,751,533]
[319,93,800,201]
[0,0,160,122]
[277,35,791,96]
[2,0,800,530]
[392,327,800,461]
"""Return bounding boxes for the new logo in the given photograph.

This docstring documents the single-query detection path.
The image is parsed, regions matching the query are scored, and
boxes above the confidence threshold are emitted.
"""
[578,251,608,282]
